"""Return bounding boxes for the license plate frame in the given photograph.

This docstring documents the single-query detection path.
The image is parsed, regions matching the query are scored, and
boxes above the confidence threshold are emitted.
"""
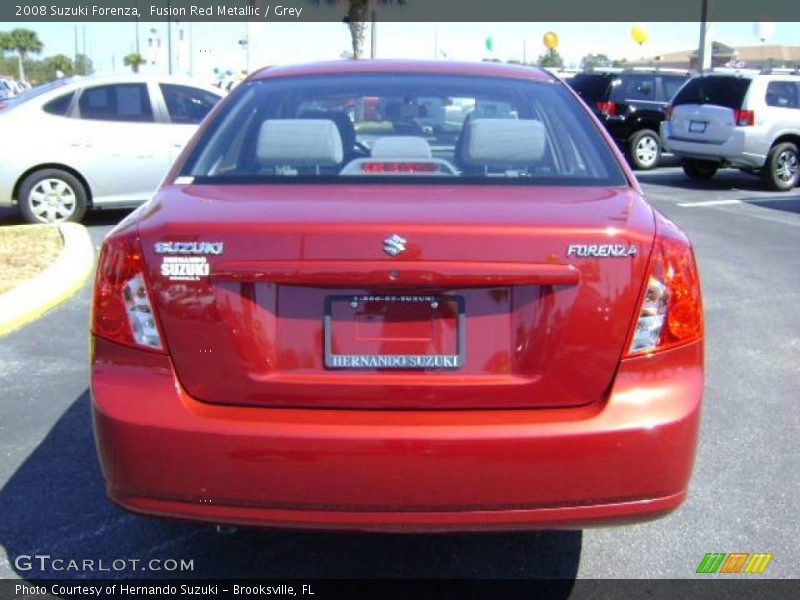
[689,120,708,133]
[324,294,465,370]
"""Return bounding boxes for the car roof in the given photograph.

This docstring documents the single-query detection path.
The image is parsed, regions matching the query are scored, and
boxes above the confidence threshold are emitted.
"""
[59,74,224,93]
[250,60,555,83]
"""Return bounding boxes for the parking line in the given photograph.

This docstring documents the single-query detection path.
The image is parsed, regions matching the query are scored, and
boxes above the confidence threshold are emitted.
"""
[677,199,742,207]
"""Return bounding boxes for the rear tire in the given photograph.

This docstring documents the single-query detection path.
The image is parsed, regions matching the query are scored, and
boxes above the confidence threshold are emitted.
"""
[762,142,799,191]
[18,168,88,224]
[682,159,718,181]
[628,129,661,170]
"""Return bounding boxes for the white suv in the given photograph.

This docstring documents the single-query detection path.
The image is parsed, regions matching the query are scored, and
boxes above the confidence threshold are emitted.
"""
[661,70,800,191]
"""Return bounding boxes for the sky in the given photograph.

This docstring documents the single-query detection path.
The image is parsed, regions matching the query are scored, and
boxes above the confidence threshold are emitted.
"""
[10,20,800,82]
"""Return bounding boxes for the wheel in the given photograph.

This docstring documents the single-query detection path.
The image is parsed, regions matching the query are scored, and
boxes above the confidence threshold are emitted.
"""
[18,168,88,224]
[628,129,661,170]
[682,159,719,181]
[762,142,799,191]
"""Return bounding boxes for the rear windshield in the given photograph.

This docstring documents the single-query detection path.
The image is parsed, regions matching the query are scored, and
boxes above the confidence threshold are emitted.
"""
[181,73,626,187]
[568,73,612,102]
[672,75,751,109]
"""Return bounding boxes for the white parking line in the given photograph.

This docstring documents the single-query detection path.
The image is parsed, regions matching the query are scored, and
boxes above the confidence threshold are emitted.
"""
[677,199,742,207]
[678,196,800,208]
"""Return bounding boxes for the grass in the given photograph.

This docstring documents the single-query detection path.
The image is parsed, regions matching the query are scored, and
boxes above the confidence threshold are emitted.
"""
[0,225,64,295]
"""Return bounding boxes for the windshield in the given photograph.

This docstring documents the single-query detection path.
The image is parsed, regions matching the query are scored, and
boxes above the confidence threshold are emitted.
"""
[181,73,626,186]
[672,75,751,109]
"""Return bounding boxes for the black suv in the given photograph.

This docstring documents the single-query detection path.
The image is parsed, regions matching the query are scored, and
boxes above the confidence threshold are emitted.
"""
[569,69,690,170]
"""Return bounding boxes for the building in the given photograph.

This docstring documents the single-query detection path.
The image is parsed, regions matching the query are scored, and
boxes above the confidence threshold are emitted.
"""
[629,43,800,70]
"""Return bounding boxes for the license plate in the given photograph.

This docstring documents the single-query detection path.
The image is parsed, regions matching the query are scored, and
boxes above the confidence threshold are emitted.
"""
[324,294,465,370]
[689,120,708,133]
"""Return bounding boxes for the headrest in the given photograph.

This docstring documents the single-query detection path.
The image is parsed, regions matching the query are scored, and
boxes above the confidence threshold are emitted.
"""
[257,119,343,165]
[461,118,546,167]
[370,136,432,159]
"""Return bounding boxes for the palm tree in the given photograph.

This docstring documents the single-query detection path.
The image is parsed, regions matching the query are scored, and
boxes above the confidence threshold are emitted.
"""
[313,0,405,60]
[6,28,43,82]
[123,52,146,74]
[46,54,74,78]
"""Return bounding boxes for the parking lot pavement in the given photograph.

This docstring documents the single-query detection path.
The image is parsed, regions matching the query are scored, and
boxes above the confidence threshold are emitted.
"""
[0,168,798,580]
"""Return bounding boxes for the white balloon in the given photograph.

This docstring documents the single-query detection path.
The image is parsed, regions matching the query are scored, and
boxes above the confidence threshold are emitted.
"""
[753,21,775,42]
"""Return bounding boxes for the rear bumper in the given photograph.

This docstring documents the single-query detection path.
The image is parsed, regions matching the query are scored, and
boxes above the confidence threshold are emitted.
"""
[91,337,703,532]
[660,124,765,168]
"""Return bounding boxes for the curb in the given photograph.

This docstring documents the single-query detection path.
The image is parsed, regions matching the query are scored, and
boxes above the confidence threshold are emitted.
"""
[0,223,95,336]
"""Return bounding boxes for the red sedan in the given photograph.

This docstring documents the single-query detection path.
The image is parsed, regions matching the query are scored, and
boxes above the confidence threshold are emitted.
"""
[90,60,703,532]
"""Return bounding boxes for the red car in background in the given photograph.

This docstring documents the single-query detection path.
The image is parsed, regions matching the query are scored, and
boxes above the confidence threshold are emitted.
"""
[90,60,703,532]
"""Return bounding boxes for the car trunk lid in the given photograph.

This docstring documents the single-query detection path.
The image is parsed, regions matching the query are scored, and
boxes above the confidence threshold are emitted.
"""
[137,183,654,410]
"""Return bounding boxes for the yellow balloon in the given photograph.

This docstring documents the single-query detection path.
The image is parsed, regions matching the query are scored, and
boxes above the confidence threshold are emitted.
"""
[543,31,558,51]
[631,24,648,45]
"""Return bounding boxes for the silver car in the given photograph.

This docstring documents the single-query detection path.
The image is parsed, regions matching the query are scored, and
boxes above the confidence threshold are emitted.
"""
[661,70,800,191]
[0,75,222,223]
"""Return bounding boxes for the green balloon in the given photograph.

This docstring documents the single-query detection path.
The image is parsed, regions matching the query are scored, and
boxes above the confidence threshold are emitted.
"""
[485,36,493,52]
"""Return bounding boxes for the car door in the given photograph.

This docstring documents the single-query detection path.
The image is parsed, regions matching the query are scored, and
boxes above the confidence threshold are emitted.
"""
[153,83,222,163]
[68,82,172,205]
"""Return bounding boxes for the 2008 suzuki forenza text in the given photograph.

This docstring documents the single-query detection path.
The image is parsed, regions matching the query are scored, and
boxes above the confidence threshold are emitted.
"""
[90,60,704,532]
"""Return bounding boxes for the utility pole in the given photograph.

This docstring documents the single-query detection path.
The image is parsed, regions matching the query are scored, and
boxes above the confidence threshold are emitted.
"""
[697,0,713,71]
[523,39,527,64]
[167,0,173,75]
[82,25,86,75]
[370,11,377,59]
[188,22,193,77]
[73,25,78,73]
[135,0,140,55]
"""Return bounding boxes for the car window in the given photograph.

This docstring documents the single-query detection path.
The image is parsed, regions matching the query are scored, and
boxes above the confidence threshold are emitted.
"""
[42,92,75,116]
[673,76,751,109]
[160,84,220,124]
[765,81,799,109]
[610,75,655,102]
[181,73,627,187]
[661,77,687,102]
[78,83,154,122]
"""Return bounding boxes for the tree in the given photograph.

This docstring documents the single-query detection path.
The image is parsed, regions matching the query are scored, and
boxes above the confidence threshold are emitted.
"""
[45,54,73,78]
[123,52,146,74]
[537,50,564,69]
[5,28,43,81]
[315,0,406,60]
[580,53,612,70]
[75,53,94,76]
[612,58,628,68]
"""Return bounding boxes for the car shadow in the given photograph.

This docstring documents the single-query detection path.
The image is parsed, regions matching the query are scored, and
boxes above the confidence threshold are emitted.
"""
[0,207,132,227]
[0,390,582,585]
[741,195,800,215]
[635,169,769,192]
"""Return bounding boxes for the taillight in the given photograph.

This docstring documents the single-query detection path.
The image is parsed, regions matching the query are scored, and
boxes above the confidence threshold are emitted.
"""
[664,105,674,120]
[360,161,441,174]
[596,101,617,116]
[91,233,165,352]
[733,109,755,126]
[625,234,703,357]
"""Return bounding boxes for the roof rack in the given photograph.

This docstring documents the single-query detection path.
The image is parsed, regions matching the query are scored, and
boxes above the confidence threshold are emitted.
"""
[759,66,800,75]
[701,67,760,77]
[629,66,691,74]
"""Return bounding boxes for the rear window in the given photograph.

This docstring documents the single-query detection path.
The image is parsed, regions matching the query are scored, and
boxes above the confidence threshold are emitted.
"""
[43,91,74,116]
[673,75,751,109]
[182,73,626,187]
[568,73,612,102]
[609,75,655,102]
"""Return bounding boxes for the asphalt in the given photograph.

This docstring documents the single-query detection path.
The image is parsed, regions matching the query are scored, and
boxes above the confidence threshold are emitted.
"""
[0,167,798,582]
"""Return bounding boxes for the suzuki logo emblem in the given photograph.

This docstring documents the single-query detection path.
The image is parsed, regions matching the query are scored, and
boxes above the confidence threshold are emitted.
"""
[383,234,407,257]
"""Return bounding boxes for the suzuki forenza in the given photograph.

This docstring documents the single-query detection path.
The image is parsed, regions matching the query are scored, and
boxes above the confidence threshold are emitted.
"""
[91,61,704,532]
